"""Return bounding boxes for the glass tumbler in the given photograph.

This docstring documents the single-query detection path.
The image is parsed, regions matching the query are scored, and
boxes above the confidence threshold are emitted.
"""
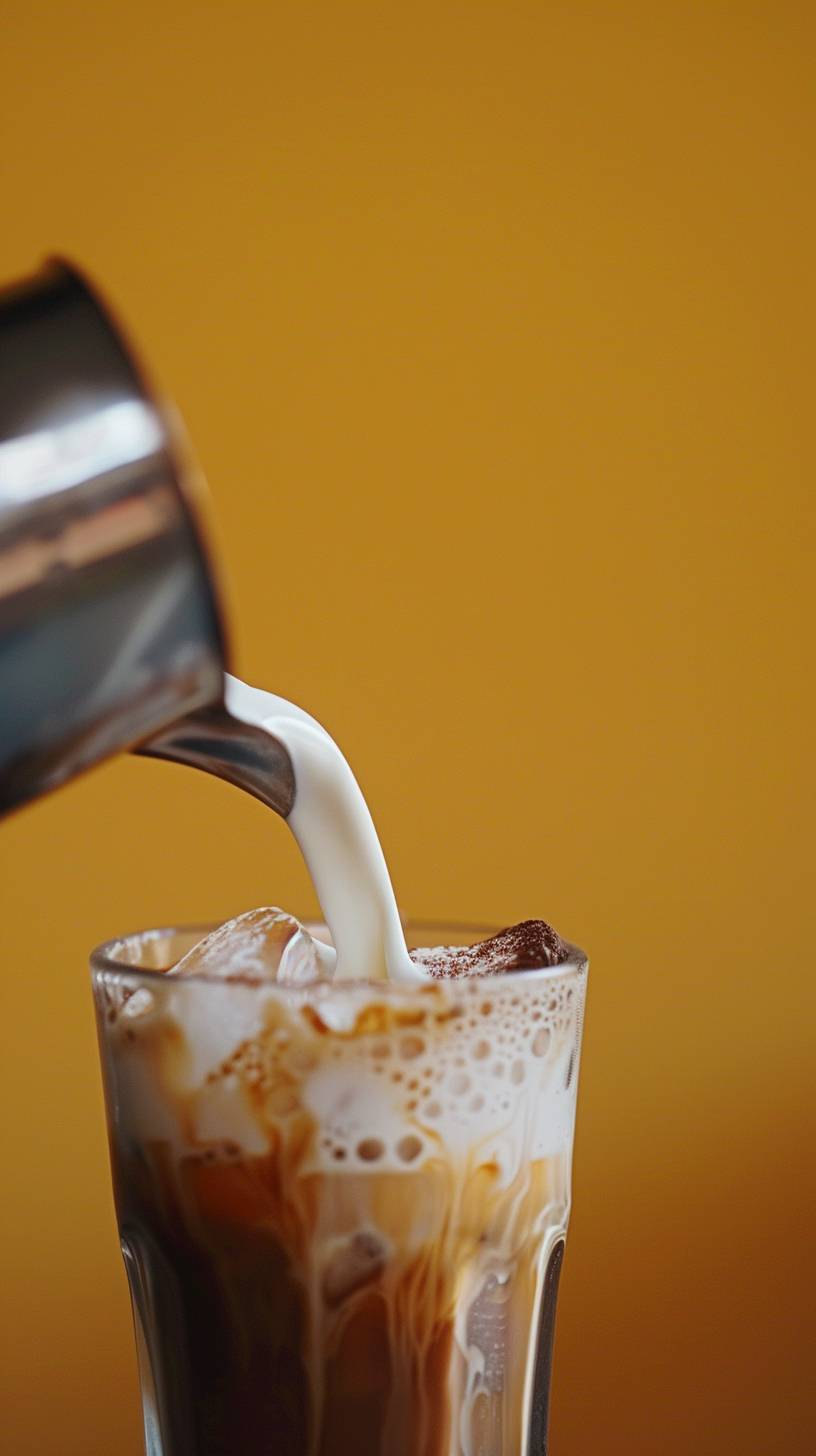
[92,922,587,1456]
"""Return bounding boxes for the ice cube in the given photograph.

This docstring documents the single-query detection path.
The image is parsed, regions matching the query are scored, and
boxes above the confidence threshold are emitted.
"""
[170,907,333,985]
[321,1230,389,1306]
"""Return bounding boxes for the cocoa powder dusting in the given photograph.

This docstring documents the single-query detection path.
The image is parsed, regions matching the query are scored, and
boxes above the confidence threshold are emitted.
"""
[408,920,568,980]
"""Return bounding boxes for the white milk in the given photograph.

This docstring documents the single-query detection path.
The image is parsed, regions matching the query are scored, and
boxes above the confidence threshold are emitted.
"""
[224,675,422,983]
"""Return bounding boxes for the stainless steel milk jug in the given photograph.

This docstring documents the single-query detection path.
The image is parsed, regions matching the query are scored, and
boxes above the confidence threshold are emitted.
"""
[0,259,226,816]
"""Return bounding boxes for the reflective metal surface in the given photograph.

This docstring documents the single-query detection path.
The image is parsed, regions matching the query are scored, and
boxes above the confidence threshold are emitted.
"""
[0,259,226,815]
[138,702,295,819]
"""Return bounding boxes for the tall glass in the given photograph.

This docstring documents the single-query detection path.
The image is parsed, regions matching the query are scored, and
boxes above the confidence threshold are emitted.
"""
[92,922,587,1456]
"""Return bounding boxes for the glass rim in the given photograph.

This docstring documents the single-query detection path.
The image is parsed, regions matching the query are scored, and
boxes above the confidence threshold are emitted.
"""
[90,919,589,987]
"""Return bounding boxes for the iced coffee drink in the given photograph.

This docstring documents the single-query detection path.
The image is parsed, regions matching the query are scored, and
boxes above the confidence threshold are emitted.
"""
[94,914,585,1456]
[92,677,588,1455]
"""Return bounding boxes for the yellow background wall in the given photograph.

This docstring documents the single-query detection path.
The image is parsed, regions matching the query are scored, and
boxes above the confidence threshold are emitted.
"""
[1,4,813,1453]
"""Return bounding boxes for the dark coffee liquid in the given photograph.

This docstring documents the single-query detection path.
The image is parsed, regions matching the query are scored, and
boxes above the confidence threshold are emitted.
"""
[120,1163,313,1454]
[112,1141,565,1456]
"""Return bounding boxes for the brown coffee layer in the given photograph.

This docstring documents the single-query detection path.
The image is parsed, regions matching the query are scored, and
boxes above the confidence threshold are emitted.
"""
[113,1137,566,1456]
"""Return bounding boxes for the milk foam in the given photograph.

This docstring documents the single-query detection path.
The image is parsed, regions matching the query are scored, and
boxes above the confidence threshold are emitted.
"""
[106,953,584,1177]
